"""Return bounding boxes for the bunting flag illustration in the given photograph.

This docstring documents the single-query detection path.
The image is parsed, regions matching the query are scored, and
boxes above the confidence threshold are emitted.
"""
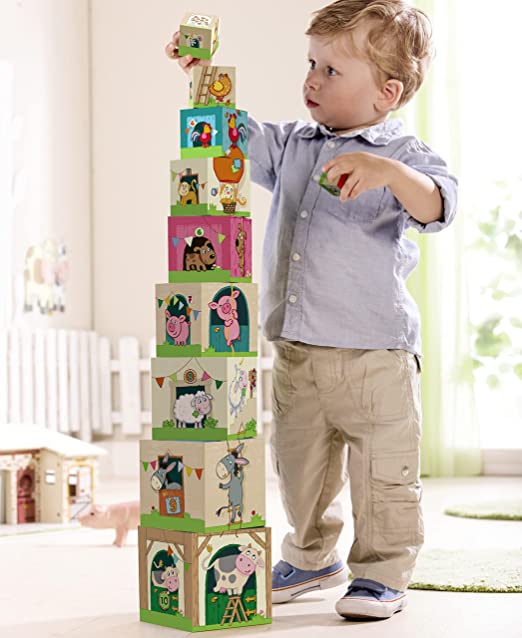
[142,461,149,471]
[153,357,224,390]
[184,236,193,247]
[158,299,163,309]
[217,233,226,244]
[193,310,200,321]
[186,467,193,477]
[171,237,180,249]
[215,380,224,389]
[195,468,203,480]
[142,457,203,479]
[201,371,210,381]
[178,461,185,471]
[155,377,165,388]
[168,373,177,382]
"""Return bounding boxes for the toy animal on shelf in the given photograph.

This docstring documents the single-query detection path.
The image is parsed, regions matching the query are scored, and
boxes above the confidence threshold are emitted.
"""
[78,500,139,547]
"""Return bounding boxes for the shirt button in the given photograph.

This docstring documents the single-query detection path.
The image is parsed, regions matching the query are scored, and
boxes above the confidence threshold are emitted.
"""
[288,295,298,304]
[300,210,309,219]
[292,253,301,261]
[327,140,336,149]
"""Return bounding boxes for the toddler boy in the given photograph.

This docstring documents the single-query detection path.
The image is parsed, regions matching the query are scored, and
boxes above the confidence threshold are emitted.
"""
[167,0,457,620]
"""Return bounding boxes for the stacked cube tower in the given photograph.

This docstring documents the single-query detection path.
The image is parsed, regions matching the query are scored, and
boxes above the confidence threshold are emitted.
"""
[138,12,272,632]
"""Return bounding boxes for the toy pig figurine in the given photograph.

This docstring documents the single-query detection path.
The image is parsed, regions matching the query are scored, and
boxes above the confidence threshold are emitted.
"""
[78,501,140,547]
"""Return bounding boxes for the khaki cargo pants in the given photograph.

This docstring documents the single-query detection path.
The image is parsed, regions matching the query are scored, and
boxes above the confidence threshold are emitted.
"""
[270,341,424,592]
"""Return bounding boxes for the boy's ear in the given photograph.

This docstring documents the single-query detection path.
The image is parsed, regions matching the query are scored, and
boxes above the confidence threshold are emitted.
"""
[376,79,404,112]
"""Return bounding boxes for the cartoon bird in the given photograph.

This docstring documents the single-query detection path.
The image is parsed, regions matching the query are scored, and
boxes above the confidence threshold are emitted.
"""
[209,73,232,102]
[228,113,247,147]
[191,121,213,148]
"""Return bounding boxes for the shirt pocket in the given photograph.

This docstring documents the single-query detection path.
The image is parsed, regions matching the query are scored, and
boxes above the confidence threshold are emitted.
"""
[317,185,384,224]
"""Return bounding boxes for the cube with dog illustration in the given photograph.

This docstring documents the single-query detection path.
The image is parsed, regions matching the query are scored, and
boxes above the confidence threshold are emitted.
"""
[155,282,258,358]
[151,356,258,442]
[189,65,236,109]
[140,438,265,533]
[178,12,219,60]
[168,216,252,283]
[180,107,248,159]
[170,158,251,217]
[138,526,272,632]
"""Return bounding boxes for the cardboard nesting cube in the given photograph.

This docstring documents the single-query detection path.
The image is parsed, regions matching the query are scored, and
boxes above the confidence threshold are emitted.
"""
[180,107,248,159]
[155,282,258,358]
[140,438,265,532]
[151,356,258,442]
[168,216,252,283]
[171,158,251,217]
[179,12,219,60]
[189,66,236,109]
[139,526,272,632]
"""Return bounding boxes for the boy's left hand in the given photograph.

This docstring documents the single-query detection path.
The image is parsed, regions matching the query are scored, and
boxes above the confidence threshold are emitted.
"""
[322,153,394,203]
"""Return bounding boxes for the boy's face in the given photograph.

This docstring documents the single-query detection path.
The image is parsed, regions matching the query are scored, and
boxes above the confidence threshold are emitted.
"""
[304,25,386,132]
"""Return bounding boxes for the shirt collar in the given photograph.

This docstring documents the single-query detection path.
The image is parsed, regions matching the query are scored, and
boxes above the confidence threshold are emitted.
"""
[296,117,403,146]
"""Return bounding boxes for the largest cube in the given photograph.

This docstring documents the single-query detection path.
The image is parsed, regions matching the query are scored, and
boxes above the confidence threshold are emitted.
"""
[155,282,258,358]
[140,438,265,532]
[139,526,272,631]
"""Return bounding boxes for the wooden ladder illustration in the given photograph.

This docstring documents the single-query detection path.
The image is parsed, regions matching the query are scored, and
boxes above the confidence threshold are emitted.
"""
[220,595,248,625]
[195,65,218,105]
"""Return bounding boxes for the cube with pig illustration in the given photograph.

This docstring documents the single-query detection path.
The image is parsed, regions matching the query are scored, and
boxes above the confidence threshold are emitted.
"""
[140,438,265,533]
[138,526,272,631]
[168,216,252,283]
[151,357,258,442]
[155,282,258,358]
[170,158,251,217]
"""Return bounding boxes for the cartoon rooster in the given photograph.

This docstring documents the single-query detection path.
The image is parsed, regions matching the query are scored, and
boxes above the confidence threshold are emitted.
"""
[191,121,213,148]
[227,113,247,148]
[209,73,232,103]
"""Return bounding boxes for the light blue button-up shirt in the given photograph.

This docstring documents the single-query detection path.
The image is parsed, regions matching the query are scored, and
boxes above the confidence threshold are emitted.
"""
[248,116,458,356]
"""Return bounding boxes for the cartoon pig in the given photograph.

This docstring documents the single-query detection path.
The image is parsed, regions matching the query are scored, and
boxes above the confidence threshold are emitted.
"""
[166,310,189,346]
[208,289,241,347]
[78,501,139,547]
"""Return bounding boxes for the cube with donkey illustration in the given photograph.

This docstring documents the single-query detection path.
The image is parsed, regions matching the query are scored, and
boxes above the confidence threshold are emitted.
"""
[168,216,252,283]
[171,157,251,217]
[138,526,271,631]
[151,356,258,442]
[155,282,258,358]
[140,438,265,533]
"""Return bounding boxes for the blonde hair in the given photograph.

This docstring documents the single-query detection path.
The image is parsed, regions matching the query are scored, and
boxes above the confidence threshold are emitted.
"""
[306,0,434,108]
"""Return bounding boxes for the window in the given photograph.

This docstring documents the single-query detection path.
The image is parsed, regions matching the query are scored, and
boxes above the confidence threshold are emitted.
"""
[45,470,56,485]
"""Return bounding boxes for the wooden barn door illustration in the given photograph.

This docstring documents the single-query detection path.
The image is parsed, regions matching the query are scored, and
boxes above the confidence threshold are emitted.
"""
[158,454,185,518]
[208,287,249,353]
[68,466,93,521]
[17,468,36,523]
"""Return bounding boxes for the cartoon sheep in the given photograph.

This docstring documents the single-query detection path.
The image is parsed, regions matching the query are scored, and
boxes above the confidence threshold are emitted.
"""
[173,390,214,428]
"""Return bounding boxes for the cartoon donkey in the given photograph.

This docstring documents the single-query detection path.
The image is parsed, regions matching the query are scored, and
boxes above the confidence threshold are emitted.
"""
[150,453,182,491]
[215,443,250,524]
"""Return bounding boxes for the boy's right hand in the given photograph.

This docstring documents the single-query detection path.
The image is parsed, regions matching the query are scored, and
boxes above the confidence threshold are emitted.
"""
[165,31,210,74]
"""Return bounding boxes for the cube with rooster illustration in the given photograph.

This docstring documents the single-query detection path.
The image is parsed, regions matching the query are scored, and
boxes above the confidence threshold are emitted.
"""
[180,107,248,159]
[179,12,219,60]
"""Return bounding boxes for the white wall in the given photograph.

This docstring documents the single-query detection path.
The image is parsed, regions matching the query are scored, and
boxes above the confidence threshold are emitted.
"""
[90,0,320,349]
[0,0,92,330]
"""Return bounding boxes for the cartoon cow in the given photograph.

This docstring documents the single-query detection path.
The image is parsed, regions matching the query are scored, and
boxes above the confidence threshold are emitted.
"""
[208,289,241,347]
[151,557,180,593]
[203,544,264,596]
[215,443,249,523]
[166,311,190,346]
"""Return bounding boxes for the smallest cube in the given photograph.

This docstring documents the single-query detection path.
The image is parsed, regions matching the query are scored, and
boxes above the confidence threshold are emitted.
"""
[179,12,219,60]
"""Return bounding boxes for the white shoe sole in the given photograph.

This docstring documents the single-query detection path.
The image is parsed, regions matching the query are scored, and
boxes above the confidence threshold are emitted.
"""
[273,566,348,604]
[335,593,408,620]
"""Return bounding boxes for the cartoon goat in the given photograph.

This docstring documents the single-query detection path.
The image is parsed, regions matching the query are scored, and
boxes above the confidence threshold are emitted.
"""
[215,443,250,524]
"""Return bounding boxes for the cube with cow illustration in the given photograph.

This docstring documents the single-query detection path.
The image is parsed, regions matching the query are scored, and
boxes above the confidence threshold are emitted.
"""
[178,12,220,61]
[189,65,236,109]
[180,107,248,160]
[168,216,252,283]
[151,356,258,442]
[138,526,272,631]
[140,438,265,533]
[171,158,251,217]
[155,282,258,358]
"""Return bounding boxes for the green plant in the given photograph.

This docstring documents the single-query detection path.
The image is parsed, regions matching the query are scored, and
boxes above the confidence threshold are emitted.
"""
[205,416,218,428]
[162,419,175,428]
[244,418,257,435]
[469,180,522,388]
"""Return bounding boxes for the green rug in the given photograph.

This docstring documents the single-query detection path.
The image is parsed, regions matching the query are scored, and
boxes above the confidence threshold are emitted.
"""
[444,500,522,521]
[409,548,522,592]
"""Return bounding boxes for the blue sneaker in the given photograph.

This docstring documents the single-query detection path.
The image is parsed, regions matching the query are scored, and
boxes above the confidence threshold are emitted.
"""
[335,578,407,620]
[272,559,348,603]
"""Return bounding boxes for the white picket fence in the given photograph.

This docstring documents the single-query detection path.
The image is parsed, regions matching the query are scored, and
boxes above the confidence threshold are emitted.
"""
[0,329,273,442]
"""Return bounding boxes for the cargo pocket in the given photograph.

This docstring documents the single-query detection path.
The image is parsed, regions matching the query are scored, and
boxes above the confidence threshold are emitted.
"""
[370,450,424,546]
